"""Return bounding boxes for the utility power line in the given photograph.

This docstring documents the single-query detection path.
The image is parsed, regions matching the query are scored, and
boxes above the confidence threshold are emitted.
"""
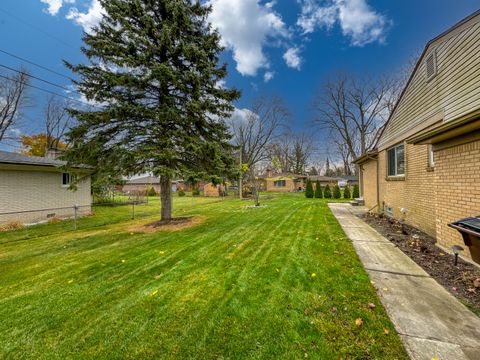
[0,48,73,81]
[0,63,74,94]
[0,73,95,108]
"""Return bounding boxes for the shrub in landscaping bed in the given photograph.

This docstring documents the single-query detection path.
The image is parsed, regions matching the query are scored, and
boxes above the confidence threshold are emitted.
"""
[192,188,201,196]
[323,184,332,198]
[147,187,157,197]
[343,185,351,199]
[178,189,186,197]
[314,181,323,198]
[352,184,360,198]
[305,180,314,198]
[333,185,341,199]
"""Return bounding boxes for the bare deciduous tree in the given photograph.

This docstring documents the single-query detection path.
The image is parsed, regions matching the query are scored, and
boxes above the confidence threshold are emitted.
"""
[44,95,73,149]
[228,95,289,197]
[0,69,29,142]
[312,73,399,162]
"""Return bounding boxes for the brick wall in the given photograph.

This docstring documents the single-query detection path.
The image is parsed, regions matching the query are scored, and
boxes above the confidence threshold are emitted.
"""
[360,159,378,209]
[434,140,480,260]
[0,169,91,225]
[377,143,436,237]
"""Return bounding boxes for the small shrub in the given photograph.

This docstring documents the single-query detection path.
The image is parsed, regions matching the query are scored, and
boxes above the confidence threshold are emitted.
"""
[0,221,24,232]
[147,186,157,197]
[324,184,332,199]
[352,184,360,199]
[314,181,323,198]
[343,185,351,199]
[333,185,341,199]
[192,188,200,196]
[305,180,314,198]
[48,216,61,224]
[178,189,186,197]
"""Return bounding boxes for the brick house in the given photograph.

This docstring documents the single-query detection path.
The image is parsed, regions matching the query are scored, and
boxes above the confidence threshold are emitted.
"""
[0,150,92,225]
[355,10,480,263]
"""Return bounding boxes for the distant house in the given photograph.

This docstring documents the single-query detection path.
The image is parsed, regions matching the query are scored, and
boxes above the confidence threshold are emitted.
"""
[355,10,480,264]
[257,169,337,192]
[336,175,359,188]
[0,150,92,225]
[123,176,161,194]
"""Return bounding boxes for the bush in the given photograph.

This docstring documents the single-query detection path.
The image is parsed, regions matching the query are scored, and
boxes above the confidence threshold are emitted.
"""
[147,186,157,197]
[333,185,341,199]
[192,188,200,196]
[343,185,351,199]
[352,184,360,198]
[178,189,186,197]
[324,184,332,199]
[305,180,314,198]
[314,181,323,198]
[0,221,24,232]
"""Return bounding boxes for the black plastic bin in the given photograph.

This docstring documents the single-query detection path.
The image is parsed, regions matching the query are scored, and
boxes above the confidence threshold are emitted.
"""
[448,216,480,263]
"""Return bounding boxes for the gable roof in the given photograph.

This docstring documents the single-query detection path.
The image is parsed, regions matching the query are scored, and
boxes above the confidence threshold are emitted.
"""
[126,176,160,185]
[0,150,66,167]
[375,9,480,149]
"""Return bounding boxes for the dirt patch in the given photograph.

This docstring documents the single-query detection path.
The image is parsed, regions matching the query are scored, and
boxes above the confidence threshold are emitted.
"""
[361,212,480,313]
[127,216,206,234]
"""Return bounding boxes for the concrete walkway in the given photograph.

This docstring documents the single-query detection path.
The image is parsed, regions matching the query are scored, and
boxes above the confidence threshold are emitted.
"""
[329,203,480,360]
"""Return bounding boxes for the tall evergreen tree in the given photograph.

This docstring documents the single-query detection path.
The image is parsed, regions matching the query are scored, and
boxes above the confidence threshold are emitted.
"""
[353,184,360,199]
[324,184,332,198]
[63,0,240,221]
[305,180,314,198]
[333,184,341,199]
[314,180,322,198]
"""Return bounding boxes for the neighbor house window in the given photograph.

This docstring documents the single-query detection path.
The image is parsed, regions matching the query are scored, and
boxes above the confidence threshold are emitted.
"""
[274,180,286,187]
[387,144,405,176]
[62,173,74,186]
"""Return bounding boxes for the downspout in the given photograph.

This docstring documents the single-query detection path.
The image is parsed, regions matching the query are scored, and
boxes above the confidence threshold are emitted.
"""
[376,157,380,213]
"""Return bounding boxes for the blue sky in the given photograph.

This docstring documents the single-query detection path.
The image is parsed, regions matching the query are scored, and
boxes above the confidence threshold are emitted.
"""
[0,0,479,156]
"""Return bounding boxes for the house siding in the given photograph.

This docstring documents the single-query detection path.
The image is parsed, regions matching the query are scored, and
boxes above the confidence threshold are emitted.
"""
[378,20,480,150]
[434,140,480,260]
[0,169,91,225]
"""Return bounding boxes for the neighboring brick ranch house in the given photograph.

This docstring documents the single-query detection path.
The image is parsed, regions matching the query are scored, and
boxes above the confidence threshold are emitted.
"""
[355,10,480,264]
[123,176,161,194]
[257,170,337,193]
[203,183,225,197]
[0,150,92,225]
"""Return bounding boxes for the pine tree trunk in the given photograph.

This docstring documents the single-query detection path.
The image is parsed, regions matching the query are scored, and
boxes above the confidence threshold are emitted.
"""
[160,175,172,222]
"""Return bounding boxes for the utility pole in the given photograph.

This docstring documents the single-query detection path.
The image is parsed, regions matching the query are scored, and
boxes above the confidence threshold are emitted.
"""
[239,141,243,200]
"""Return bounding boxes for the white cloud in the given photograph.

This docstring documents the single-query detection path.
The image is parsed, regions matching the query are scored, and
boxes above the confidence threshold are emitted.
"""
[264,71,275,82]
[40,0,75,16]
[283,47,302,70]
[297,0,390,46]
[66,0,104,33]
[208,0,289,76]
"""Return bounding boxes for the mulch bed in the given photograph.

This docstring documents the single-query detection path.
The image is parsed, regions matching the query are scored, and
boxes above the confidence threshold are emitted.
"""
[361,212,480,314]
[127,216,206,234]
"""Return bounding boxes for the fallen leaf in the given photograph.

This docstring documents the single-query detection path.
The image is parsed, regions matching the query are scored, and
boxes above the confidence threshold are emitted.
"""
[121,259,126,263]
[383,329,390,335]
[355,318,363,326]
[276,268,280,272]
[331,307,338,314]
[367,303,376,309]
[150,290,158,296]
[311,273,316,278]
[159,251,165,255]
[304,307,310,315]
[130,232,134,235]
[68,279,74,284]
[383,288,388,292]
[473,278,480,288]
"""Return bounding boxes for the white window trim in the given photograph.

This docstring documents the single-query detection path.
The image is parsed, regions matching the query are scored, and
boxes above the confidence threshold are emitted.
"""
[428,145,435,168]
[387,144,405,177]
[62,173,77,188]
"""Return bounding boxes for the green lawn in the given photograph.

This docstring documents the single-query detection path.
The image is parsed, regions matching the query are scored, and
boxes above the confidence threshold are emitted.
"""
[0,194,407,359]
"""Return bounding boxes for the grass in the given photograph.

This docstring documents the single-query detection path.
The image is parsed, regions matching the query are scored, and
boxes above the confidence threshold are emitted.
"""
[0,193,408,359]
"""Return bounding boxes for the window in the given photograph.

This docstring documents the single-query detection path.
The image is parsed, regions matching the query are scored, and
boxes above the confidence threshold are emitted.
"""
[428,145,435,167]
[387,144,405,176]
[273,180,286,187]
[62,173,75,186]
[425,51,437,81]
